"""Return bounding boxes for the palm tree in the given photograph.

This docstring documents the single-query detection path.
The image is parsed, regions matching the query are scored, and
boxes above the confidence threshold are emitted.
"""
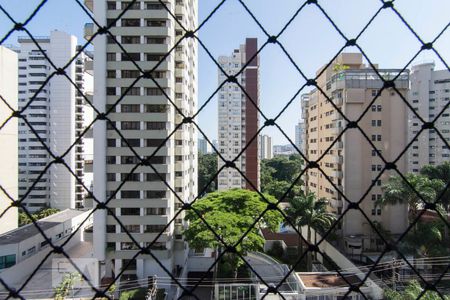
[420,162,450,211]
[379,173,445,224]
[284,192,336,271]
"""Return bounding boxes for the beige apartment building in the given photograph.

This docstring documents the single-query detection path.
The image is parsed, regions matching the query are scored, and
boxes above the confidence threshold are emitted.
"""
[88,0,198,283]
[302,53,409,253]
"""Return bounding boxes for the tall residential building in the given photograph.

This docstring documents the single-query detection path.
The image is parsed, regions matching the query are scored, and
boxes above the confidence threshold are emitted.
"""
[302,53,409,252]
[89,0,198,282]
[198,138,211,155]
[259,134,273,160]
[0,46,18,234]
[217,38,260,191]
[16,31,91,212]
[408,62,450,172]
[273,144,296,156]
[295,120,305,154]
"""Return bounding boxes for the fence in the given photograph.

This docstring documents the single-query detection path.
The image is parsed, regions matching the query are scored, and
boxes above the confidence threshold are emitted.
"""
[0,0,449,299]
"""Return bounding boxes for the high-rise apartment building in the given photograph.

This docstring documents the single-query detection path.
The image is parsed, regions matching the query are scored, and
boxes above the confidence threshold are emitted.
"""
[259,134,273,160]
[89,0,198,282]
[408,62,450,172]
[198,138,211,155]
[217,38,260,191]
[302,53,409,252]
[295,120,305,155]
[16,31,92,212]
[0,46,18,234]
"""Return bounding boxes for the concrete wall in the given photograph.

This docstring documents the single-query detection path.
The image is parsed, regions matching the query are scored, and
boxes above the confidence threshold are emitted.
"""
[0,224,86,289]
[0,46,18,234]
[300,226,383,299]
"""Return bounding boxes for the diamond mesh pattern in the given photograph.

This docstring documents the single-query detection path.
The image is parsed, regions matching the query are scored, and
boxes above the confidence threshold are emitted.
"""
[0,0,449,299]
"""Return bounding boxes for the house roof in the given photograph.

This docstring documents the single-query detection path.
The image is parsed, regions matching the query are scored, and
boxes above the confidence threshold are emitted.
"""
[297,272,366,288]
[261,228,302,247]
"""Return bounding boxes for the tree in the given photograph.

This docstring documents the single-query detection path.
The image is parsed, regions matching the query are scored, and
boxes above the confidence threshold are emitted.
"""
[261,155,303,202]
[284,192,336,271]
[385,280,450,300]
[54,272,81,300]
[420,162,450,211]
[198,153,218,196]
[19,207,60,226]
[379,173,445,223]
[184,189,283,277]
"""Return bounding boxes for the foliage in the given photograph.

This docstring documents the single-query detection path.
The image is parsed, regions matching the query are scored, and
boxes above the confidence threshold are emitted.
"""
[420,162,450,210]
[284,192,336,271]
[332,63,350,72]
[54,272,81,300]
[184,189,283,276]
[384,280,450,300]
[400,221,449,257]
[261,155,303,202]
[119,288,147,300]
[19,207,60,226]
[266,241,285,259]
[198,153,218,196]
[380,173,445,221]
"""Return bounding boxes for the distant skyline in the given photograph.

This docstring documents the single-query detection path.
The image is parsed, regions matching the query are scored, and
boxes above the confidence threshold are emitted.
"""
[0,0,449,144]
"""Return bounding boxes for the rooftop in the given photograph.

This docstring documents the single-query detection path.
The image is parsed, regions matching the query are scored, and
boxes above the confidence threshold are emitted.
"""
[261,228,302,248]
[0,209,86,245]
[297,272,366,289]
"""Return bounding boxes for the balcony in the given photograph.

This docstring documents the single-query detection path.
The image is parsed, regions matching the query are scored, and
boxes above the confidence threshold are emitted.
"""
[84,23,93,41]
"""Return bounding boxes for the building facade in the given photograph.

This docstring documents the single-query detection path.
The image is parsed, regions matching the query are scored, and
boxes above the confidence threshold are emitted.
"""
[295,120,305,155]
[0,46,18,234]
[408,62,450,172]
[217,38,260,191]
[259,134,273,160]
[198,138,211,155]
[302,53,409,250]
[16,31,92,211]
[89,0,198,282]
[273,144,296,156]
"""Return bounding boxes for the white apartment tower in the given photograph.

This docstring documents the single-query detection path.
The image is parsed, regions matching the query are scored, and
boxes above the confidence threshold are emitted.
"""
[259,134,273,160]
[0,46,19,234]
[89,0,198,282]
[217,38,260,191]
[16,31,91,212]
[408,62,450,172]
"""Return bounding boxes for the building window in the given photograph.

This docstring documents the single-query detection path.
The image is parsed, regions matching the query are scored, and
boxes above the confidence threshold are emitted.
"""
[146,88,164,96]
[145,104,168,113]
[0,255,16,270]
[121,121,140,130]
[121,207,140,215]
[121,18,140,27]
[106,53,116,61]
[121,104,140,112]
[121,53,141,61]
[146,122,166,130]
[106,87,116,95]
[121,36,140,44]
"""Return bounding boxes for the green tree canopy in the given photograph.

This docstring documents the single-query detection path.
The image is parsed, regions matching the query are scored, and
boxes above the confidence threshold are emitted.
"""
[380,173,445,221]
[19,207,60,226]
[420,162,450,210]
[385,280,450,300]
[261,154,303,202]
[198,153,218,196]
[184,189,283,275]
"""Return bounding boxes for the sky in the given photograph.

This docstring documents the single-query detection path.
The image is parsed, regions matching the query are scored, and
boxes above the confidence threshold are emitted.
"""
[0,0,449,144]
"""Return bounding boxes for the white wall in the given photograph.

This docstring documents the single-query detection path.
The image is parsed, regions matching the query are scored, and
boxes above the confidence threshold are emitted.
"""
[0,46,18,234]
[49,31,77,210]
